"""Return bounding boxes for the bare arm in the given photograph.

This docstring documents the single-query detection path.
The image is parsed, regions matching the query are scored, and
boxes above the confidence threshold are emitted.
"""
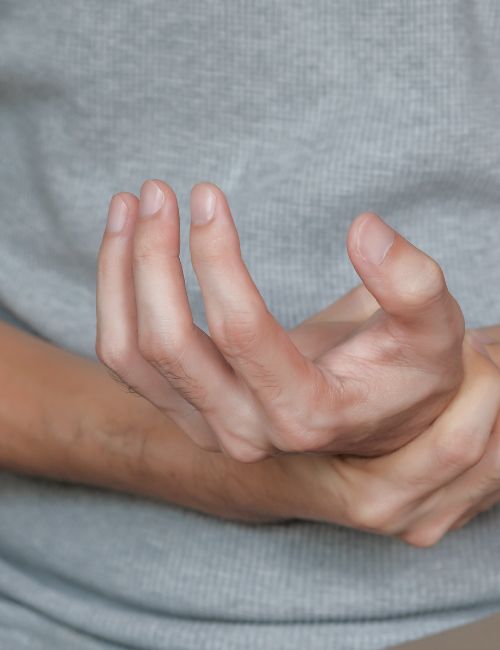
[1,315,500,547]
[0,320,289,522]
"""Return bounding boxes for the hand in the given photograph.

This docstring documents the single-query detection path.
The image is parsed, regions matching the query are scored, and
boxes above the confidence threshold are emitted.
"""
[7,294,497,546]
[275,327,500,546]
[95,264,500,545]
[233,306,500,545]
[96,180,465,460]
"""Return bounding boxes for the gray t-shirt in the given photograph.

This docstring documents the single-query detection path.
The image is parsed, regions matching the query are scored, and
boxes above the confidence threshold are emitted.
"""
[1,1,500,649]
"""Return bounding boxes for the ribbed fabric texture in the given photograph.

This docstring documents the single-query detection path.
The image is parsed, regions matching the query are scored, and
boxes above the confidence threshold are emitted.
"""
[0,1,500,648]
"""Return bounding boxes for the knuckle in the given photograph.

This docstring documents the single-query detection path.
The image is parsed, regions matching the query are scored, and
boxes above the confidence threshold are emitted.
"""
[95,337,107,365]
[138,327,190,367]
[95,341,138,393]
[273,416,328,453]
[164,368,208,408]
[133,236,167,266]
[281,429,325,454]
[192,230,240,266]
[95,338,129,374]
[345,489,398,533]
[219,436,269,463]
[187,430,220,453]
[193,244,227,266]
[435,428,485,472]
[268,376,339,453]
[133,243,155,266]
[212,309,263,358]
[400,526,445,548]
[348,502,391,533]
[138,328,208,407]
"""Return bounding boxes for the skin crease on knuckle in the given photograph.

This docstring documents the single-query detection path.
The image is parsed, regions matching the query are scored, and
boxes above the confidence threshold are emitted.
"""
[261,371,340,454]
[219,438,270,464]
[138,325,191,375]
[103,366,142,397]
[211,307,266,361]
[95,340,131,384]
[210,412,272,463]
[132,225,173,266]
[135,324,211,411]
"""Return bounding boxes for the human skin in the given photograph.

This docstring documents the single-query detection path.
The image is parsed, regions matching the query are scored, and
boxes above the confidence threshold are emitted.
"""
[0,319,296,518]
[93,178,500,545]
[0,178,498,548]
[96,179,467,461]
[0,296,499,547]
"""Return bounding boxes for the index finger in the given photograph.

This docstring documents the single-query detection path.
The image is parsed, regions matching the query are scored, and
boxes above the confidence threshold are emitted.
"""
[188,183,355,452]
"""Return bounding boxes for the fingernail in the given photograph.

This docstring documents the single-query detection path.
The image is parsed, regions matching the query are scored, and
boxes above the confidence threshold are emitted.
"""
[139,180,164,218]
[356,214,395,266]
[190,184,216,225]
[106,196,128,233]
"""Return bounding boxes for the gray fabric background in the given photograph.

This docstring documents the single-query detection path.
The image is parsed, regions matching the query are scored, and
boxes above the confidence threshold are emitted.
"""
[0,1,500,648]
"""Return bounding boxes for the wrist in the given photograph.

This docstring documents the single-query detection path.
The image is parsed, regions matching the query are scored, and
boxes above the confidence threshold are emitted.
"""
[73,362,296,523]
[0,322,310,523]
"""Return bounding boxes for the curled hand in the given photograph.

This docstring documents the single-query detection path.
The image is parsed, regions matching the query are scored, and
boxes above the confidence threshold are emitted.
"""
[96,180,465,461]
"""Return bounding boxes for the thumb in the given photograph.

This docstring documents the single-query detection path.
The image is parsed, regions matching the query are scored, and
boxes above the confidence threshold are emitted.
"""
[346,212,463,335]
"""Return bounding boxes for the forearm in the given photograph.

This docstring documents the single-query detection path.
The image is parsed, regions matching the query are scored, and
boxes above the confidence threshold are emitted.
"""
[0,321,290,522]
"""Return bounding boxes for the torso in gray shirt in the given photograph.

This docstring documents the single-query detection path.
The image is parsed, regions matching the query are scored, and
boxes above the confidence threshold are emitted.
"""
[0,2,500,649]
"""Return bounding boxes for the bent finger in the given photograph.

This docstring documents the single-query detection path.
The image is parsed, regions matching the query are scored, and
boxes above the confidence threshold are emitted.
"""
[133,179,262,451]
[189,182,348,451]
[346,212,465,357]
[96,191,218,450]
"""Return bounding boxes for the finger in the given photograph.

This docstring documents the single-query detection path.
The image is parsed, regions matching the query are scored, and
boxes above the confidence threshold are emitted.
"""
[450,489,500,531]
[96,190,217,450]
[132,179,253,451]
[346,212,465,353]
[189,182,348,451]
[399,445,500,547]
[333,335,500,542]
[348,332,500,501]
[405,406,500,543]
